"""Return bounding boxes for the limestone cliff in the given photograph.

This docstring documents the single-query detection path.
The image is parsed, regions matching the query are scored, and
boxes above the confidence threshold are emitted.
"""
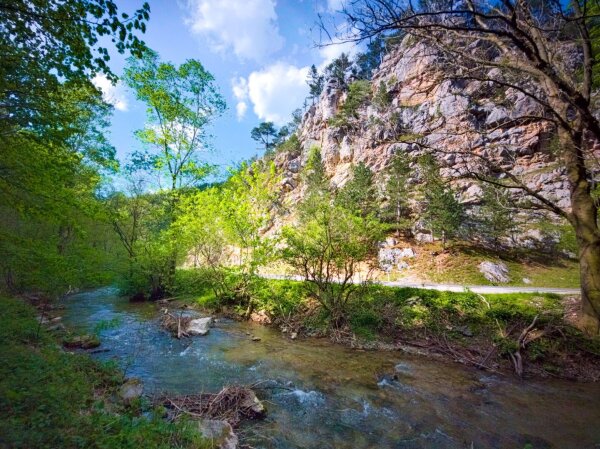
[271,36,576,244]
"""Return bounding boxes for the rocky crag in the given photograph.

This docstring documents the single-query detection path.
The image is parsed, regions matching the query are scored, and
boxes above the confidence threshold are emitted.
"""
[271,36,578,249]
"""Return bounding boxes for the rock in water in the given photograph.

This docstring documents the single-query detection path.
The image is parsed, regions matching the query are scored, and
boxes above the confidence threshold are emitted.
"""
[198,419,238,449]
[119,378,143,404]
[479,261,510,283]
[240,389,267,418]
[186,317,213,336]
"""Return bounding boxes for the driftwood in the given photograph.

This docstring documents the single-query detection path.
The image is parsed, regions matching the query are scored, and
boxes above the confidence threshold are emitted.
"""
[509,315,545,377]
[156,385,266,427]
[160,311,192,339]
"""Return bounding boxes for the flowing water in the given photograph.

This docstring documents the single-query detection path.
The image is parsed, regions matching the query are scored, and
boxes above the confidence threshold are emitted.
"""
[62,287,600,449]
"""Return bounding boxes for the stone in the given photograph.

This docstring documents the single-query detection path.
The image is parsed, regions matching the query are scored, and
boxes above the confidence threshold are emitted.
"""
[240,390,267,418]
[479,261,510,284]
[186,317,213,336]
[290,332,298,340]
[251,336,261,342]
[63,334,100,349]
[197,419,238,449]
[119,378,143,404]
[249,309,272,325]
[522,278,532,285]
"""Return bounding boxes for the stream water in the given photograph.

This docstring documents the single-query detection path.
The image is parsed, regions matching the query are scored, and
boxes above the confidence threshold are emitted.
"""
[62,287,600,449]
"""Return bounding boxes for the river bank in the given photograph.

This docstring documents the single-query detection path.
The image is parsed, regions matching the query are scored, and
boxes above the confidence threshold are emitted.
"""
[58,287,600,449]
[173,270,600,382]
[0,294,212,449]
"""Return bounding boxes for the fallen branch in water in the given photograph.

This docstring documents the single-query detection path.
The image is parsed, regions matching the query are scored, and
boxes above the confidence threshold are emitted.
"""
[155,385,266,427]
[509,315,540,377]
[160,310,192,339]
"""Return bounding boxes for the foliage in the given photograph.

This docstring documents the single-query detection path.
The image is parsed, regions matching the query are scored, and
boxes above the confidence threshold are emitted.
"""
[307,64,324,102]
[323,53,354,88]
[303,146,330,195]
[372,81,391,111]
[275,133,302,155]
[251,121,279,154]
[283,151,383,325]
[123,50,225,190]
[119,50,225,297]
[327,80,372,129]
[336,162,377,217]
[354,35,386,80]
[0,296,209,449]
[380,151,413,232]
[0,0,149,134]
[477,183,518,249]
[419,155,464,248]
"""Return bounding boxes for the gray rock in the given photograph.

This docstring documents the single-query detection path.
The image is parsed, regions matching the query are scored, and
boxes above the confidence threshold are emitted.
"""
[479,261,510,283]
[186,317,213,336]
[197,419,238,449]
[240,390,267,418]
[119,378,143,404]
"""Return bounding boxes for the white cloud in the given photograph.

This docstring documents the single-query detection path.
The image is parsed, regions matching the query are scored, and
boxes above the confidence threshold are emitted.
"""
[318,38,358,70]
[326,0,345,12]
[231,77,249,120]
[243,63,309,125]
[92,74,128,111]
[184,0,284,62]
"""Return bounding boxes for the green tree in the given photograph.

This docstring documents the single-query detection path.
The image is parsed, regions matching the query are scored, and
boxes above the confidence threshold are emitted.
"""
[336,162,377,217]
[324,53,353,88]
[478,183,518,250]
[380,151,412,233]
[251,122,279,154]
[355,35,386,80]
[0,0,149,134]
[123,50,225,296]
[303,146,329,195]
[307,64,324,103]
[419,156,464,249]
[328,80,371,130]
[283,159,383,326]
[221,161,280,315]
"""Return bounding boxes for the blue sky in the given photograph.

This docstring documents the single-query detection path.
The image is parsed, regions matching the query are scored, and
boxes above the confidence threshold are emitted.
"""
[94,0,355,176]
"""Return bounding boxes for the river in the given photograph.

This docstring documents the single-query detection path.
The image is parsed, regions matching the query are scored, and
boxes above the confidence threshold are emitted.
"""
[62,287,600,449]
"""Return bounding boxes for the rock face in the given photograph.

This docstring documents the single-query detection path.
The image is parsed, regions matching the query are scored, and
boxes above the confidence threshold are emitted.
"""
[378,246,416,271]
[186,317,213,336]
[269,35,595,244]
[479,261,510,284]
[197,419,238,449]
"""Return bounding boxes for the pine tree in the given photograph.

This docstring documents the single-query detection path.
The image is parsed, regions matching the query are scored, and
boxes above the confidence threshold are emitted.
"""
[478,183,517,250]
[419,155,464,248]
[307,64,324,103]
[337,162,377,217]
[381,151,412,233]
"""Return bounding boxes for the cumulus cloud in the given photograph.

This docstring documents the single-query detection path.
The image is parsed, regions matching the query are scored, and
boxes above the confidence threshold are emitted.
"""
[231,77,249,120]
[326,0,345,12]
[92,75,128,111]
[184,0,284,62]
[318,37,358,70]
[237,63,309,125]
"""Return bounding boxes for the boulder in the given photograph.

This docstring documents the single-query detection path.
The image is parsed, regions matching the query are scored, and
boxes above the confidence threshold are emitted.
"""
[197,419,238,449]
[119,378,143,404]
[479,261,510,283]
[186,317,213,336]
[240,389,267,418]
[63,334,101,349]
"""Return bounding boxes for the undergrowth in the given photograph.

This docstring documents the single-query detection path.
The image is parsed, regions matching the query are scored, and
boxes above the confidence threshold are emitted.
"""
[0,296,209,449]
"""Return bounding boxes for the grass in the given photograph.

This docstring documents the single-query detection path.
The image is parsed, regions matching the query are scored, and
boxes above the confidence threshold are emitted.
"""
[0,295,210,449]
[173,268,600,379]
[383,241,580,288]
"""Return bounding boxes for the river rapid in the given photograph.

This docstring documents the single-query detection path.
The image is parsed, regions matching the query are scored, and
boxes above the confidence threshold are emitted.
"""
[62,287,600,449]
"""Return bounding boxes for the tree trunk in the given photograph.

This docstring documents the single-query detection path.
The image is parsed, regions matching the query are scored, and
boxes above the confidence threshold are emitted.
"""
[561,127,600,334]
